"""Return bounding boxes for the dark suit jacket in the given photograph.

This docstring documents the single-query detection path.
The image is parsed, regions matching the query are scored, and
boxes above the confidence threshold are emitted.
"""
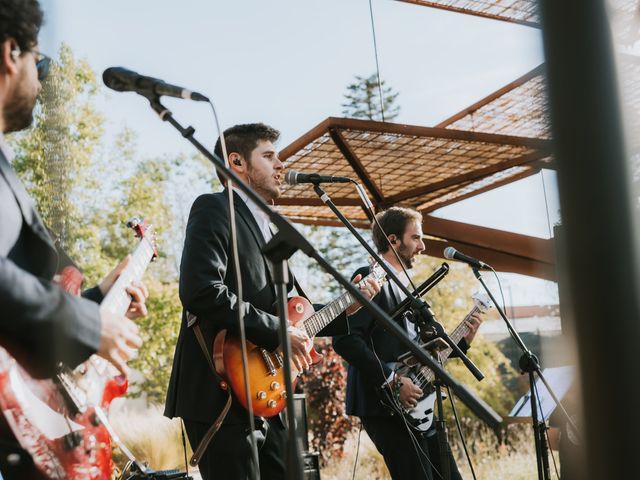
[164,190,348,424]
[0,149,101,374]
[333,266,468,418]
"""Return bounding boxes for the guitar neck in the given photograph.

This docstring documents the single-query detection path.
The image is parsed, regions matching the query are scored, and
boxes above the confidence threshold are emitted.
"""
[99,238,155,317]
[417,304,482,384]
[303,284,364,338]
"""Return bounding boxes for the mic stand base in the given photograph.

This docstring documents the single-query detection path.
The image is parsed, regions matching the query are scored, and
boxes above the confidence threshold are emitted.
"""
[434,380,451,480]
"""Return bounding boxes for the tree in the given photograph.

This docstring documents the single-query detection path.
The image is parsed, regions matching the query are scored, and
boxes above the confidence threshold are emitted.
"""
[342,73,400,122]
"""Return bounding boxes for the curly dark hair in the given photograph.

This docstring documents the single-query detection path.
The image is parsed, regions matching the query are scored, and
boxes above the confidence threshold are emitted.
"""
[372,207,423,253]
[0,0,43,62]
[213,123,280,181]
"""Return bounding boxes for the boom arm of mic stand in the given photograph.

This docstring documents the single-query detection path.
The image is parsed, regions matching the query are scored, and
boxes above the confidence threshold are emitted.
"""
[312,183,485,383]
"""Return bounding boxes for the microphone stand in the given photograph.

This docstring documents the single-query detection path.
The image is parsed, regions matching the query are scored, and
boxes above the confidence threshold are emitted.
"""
[311,183,484,383]
[143,97,479,480]
[471,267,578,480]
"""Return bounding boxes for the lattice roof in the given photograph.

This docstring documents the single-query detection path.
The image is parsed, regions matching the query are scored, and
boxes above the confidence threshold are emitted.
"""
[276,117,552,227]
[396,0,539,27]
[437,55,640,150]
[396,0,640,39]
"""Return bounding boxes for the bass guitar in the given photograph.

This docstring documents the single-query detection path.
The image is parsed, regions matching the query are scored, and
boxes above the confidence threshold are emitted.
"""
[0,218,157,480]
[213,262,386,417]
[385,292,491,432]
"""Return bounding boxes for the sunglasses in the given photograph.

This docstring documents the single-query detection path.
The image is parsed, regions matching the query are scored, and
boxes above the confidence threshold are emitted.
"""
[10,45,52,81]
[33,51,51,81]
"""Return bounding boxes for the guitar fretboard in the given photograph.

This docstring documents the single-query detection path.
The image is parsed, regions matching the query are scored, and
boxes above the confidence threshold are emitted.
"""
[99,237,155,317]
[414,303,484,387]
[302,290,356,338]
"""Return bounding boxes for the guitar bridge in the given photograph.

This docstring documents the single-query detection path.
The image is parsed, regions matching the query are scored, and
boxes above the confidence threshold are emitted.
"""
[260,349,277,376]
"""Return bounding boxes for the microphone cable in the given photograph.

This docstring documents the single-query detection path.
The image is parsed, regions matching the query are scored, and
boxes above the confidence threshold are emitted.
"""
[207,100,261,480]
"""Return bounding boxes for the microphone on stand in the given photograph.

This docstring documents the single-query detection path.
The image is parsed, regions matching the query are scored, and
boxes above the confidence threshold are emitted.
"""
[284,170,352,185]
[443,246,491,270]
[103,67,209,102]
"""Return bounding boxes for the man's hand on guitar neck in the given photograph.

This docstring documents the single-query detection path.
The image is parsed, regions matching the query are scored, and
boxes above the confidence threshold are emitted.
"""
[97,255,148,376]
[345,273,382,316]
[98,255,149,318]
[464,312,483,345]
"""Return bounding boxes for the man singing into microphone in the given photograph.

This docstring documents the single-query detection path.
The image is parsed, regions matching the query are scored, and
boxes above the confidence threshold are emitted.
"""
[333,207,484,480]
[164,123,380,480]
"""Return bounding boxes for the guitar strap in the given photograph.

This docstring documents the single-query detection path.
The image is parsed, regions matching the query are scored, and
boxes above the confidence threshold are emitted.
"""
[186,311,232,467]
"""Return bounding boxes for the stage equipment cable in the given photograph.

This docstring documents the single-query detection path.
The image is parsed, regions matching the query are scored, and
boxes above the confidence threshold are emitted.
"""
[446,384,477,480]
[207,100,261,480]
[540,170,554,239]
[368,0,387,122]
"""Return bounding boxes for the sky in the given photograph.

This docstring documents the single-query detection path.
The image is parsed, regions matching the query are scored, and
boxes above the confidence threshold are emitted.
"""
[38,0,559,305]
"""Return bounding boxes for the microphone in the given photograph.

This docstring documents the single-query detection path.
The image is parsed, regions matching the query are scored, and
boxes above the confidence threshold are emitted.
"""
[284,170,352,185]
[443,247,491,270]
[102,67,209,102]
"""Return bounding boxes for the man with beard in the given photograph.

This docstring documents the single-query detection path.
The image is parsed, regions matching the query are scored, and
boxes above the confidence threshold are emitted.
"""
[165,123,381,480]
[0,1,147,474]
[333,207,483,480]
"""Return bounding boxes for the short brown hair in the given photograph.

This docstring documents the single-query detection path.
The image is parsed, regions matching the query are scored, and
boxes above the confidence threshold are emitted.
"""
[213,123,279,181]
[372,207,423,253]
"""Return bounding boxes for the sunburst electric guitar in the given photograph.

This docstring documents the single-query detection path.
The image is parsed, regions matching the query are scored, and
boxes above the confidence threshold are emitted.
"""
[0,218,157,480]
[213,262,386,417]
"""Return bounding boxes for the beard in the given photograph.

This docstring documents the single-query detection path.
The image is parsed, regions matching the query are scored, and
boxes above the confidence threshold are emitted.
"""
[247,170,280,202]
[398,245,415,269]
[3,69,38,133]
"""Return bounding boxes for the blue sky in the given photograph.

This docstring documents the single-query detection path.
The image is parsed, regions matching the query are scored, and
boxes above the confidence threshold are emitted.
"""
[38,0,559,304]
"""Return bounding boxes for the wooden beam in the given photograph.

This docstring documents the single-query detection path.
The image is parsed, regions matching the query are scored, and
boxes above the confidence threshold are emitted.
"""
[279,117,332,160]
[329,127,385,204]
[387,148,550,204]
[423,238,556,281]
[395,0,541,29]
[324,117,551,149]
[286,217,371,229]
[421,215,555,263]
[275,197,361,207]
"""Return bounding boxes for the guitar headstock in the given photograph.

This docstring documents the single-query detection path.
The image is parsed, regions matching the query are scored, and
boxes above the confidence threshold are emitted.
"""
[471,291,492,313]
[127,217,158,260]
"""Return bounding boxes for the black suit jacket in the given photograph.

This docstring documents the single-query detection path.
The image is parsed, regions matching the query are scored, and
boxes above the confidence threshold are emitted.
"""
[0,149,101,374]
[164,190,348,424]
[333,266,468,418]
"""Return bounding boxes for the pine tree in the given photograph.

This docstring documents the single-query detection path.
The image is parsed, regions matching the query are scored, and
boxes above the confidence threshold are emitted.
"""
[341,73,400,121]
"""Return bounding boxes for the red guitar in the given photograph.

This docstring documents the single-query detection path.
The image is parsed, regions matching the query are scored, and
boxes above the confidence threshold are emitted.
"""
[213,262,386,417]
[0,218,157,480]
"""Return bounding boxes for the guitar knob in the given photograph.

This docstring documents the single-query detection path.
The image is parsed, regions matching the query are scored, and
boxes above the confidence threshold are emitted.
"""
[267,400,277,408]
[257,391,267,400]
[270,381,280,391]
[280,392,287,400]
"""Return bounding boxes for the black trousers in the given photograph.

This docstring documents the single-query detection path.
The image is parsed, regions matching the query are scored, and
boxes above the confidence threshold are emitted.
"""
[184,416,287,480]
[361,415,462,480]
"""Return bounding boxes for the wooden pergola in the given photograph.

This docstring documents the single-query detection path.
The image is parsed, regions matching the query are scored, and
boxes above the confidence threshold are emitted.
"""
[275,117,556,280]
[274,0,640,282]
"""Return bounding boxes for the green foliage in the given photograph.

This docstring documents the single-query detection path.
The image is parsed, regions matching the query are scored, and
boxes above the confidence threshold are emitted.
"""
[128,281,183,403]
[6,44,187,406]
[8,43,105,262]
[342,73,400,121]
